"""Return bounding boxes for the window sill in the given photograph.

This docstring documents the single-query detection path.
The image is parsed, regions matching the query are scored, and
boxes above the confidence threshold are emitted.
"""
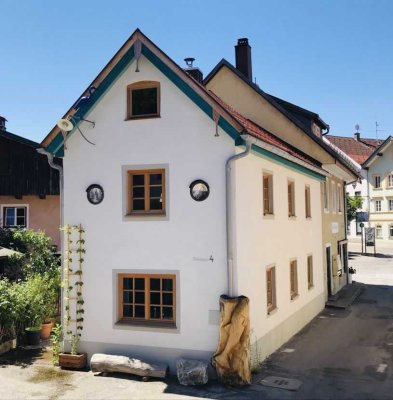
[126,212,166,217]
[114,320,178,332]
[290,294,299,302]
[288,215,297,220]
[263,213,275,219]
[308,285,314,291]
[125,115,161,121]
[306,216,312,220]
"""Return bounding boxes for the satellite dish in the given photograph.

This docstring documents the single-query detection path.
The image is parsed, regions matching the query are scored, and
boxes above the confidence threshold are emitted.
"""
[56,119,74,132]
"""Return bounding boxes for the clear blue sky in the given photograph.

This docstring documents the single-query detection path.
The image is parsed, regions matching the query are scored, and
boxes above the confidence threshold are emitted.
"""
[1,0,392,143]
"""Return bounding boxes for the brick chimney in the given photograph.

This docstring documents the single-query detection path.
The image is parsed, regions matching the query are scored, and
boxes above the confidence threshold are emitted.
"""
[0,116,7,131]
[235,38,252,81]
[183,57,203,84]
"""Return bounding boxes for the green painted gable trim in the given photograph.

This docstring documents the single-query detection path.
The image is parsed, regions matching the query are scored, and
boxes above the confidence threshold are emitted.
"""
[47,43,240,156]
[251,144,326,181]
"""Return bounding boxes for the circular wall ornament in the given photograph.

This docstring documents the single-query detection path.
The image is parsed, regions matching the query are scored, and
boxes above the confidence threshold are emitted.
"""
[86,184,104,205]
[189,180,210,201]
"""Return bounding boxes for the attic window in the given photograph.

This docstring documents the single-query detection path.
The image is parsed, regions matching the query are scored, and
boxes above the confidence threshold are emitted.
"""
[127,81,160,119]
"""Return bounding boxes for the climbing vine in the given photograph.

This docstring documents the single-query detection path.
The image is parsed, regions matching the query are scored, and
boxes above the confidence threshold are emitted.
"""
[62,224,85,355]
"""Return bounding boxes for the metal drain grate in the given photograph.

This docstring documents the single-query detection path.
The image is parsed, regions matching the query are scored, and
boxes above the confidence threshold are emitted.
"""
[260,375,302,391]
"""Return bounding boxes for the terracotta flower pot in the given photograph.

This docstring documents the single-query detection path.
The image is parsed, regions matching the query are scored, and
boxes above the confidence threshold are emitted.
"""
[40,321,54,340]
[59,352,87,369]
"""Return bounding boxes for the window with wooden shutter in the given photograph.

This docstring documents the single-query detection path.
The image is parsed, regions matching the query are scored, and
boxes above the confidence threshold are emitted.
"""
[307,255,313,289]
[290,260,298,300]
[266,266,276,314]
[263,172,273,215]
[288,180,295,217]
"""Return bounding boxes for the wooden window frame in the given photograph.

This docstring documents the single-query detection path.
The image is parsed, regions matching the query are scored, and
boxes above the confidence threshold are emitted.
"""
[307,255,314,289]
[375,199,382,212]
[263,172,274,215]
[288,180,296,217]
[127,169,166,215]
[290,260,298,300]
[126,81,160,120]
[118,273,176,325]
[305,185,311,218]
[266,266,276,314]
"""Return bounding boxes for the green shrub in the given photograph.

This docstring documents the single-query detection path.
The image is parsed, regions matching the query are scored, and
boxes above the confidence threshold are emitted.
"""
[0,279,16,343]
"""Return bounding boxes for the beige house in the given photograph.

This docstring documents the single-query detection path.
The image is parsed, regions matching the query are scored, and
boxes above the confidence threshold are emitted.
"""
[204,39,360,298]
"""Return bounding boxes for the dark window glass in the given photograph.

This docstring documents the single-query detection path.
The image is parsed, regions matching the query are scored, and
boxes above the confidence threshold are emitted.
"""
[123,305,133,317]
[135,291,144,304]
[149,186,162,198]
[150,292,160,305]
[133,187,144,198]
[162,307,173,320]
[133,199,145,211]
[123,278,133,290]
[135,278,145,290]
[150,278,160,291]
[133,174,144,185]
[149,173,162,185]
[150,306,161,319]
[123,291,133,303]
[132,88,158,116]
[134,305,145,318]
[162,279,173,291]
[150,199,162,210]
[162,293,173,305]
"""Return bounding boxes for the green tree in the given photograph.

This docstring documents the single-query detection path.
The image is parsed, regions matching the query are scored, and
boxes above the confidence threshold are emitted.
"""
[346,195,363,223]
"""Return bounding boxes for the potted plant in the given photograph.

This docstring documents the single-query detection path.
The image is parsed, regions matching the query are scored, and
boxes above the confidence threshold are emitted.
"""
[40,275,60,340]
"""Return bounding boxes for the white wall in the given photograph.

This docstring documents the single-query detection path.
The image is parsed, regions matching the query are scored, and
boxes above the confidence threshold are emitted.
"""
[233,151,325,363]
[63,55,235,355]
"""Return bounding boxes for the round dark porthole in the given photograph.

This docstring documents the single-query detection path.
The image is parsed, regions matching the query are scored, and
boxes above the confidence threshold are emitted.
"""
[189,180,210,201]
[86,184,104,205]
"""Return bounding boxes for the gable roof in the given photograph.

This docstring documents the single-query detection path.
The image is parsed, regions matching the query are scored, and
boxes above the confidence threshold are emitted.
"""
[40,29,328,180]
[326,135,384,164]
[362,136,393,168]
[0,129,40,148]
[204,59,359,180]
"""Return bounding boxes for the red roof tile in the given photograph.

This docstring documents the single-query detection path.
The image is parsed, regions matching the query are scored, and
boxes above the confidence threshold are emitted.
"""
[325,135,382,164]
[209,91,319,168]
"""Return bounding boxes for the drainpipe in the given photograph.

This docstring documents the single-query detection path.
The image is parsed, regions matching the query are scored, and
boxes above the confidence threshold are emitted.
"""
[226,134,253,297]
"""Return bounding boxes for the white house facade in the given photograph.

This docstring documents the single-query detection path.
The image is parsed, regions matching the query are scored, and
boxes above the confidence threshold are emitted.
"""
[41,30,337,371]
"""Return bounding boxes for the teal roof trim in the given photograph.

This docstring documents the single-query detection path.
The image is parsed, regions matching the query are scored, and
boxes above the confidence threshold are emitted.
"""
[47,42,240,156]
[251,144,326,181]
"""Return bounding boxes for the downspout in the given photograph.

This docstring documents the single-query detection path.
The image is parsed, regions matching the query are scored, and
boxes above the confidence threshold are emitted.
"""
[226,134,253,297]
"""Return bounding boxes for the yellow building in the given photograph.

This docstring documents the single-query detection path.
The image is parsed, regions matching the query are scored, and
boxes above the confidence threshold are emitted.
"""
[205,38,359,298]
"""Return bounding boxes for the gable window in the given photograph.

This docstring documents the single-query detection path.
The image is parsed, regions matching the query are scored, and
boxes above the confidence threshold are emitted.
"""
[389,199,393,211]
[374,175,381,189]
[375,200,381,212]
[307,255,314,289]
[263,172,274,215]
[266,266,276,314]
[388,174,393,188]
[376,224,383,238]
[118,273,176,325]
[323,181,329,211]
[288,180,295,217]
[127,169,165,215]
[127,81,160,119]
[305,185,311,218]
[290,260,298,300]
[2,206,27,228]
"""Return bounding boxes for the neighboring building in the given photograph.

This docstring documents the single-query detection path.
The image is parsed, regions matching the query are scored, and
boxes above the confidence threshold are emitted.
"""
[41,29,336,369]
[204,39,359,300]
[0,116,61,248]
[327,133,384,238]
[363,136,393,240]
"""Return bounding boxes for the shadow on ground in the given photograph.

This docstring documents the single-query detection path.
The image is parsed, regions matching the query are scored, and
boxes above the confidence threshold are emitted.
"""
[0,348,44,369]
[349,251,393,259]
